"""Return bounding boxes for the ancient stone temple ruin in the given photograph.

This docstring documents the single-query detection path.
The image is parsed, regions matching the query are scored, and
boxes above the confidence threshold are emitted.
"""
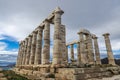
[14,7,120,80]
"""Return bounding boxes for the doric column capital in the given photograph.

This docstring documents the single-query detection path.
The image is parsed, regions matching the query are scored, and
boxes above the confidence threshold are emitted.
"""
[70,44,74,46]
[25,37,28,40]
[92,35,98,39]
[28,34,32,37]
[33,30,37,34]
[54,7,64,15]
[44,19,51,23]
[77,31,84,35]
[103,33,110,37]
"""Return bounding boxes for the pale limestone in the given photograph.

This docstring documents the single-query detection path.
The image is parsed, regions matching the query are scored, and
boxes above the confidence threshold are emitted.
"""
[42,20,50,64]
[103,33,115,65]
[34,27,43,65]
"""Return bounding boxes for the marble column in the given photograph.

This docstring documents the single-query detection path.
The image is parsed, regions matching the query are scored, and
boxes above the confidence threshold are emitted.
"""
[93,35,101,64]
[42,20,50,64]
[34,27,43,65]
[19,41,23,65]
[70,44,74,61]
[29,31,37,65]
[22,38,28,65]
[78,32,87,64]
[61,25,67,63]
[86,34,94,64]
[77,42,81,65]
[66,45,68,63]
[53,7,64,65]
[16,41,22,66]
[21,41,25,65]
[25,35,32,65]
[103,33,115,65]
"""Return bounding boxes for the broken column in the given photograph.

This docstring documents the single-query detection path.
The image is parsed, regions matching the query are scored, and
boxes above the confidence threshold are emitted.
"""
[42,20,50,64]
[53,7,64,65]
[93,35,101,64]
[34,27,43,65]
[25,35,32,65]
[103,33,115,65]
[29,31,37,65]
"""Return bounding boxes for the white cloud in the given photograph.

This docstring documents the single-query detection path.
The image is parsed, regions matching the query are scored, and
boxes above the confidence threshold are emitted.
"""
[0,50,18,55]
[0,42,7,51]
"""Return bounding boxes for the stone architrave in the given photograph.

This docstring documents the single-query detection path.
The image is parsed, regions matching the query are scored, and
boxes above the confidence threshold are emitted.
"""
[29,31,37,65]
[78,32,87,64]
[70,44,74,61]
[25,35,32,65]
[42,20,50,64]
[93,35,101,64]
[103,33,115,65]
[34,27,43,65]
[53,7,64,65]
[86,34,94,64]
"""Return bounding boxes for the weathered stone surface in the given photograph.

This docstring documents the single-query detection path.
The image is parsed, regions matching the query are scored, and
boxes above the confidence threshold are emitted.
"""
[25,35,32,65]
[42,20,50,64]
[29,31,37,64]
[92,35,101,64]
[15,7,120,80]
[103,33,115,65]
[34,27,43,65]
[53,7,64,65]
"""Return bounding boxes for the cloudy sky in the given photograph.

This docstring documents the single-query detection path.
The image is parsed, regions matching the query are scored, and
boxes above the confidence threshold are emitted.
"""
[0,0,120,63]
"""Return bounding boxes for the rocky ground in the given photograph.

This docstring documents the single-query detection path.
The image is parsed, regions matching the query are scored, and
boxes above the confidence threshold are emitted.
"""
[0,68,29,80]
[0,68,7,80]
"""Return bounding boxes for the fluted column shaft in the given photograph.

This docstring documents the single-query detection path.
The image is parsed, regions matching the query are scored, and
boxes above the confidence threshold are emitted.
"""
[29,31,37,64]
[77,42,81,65]
[66,46,68,63]
[16,42,22,66]
[70,44,74,61]
[25,35,32,65]
[103,33,115,65]
[53,8,64,65]
[93,36,101,64]
[19,42,23,65]
[42,20,50,64]
[34,27,43,65]
[78,33,87,64]
[21,41,25,65]
[86,34,94,64]
[23,38,28,65]
[61,25,67,63]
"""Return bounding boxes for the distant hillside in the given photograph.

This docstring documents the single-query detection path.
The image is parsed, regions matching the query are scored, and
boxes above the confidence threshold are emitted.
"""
[101,57,120,65]
[7,63,16,67]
